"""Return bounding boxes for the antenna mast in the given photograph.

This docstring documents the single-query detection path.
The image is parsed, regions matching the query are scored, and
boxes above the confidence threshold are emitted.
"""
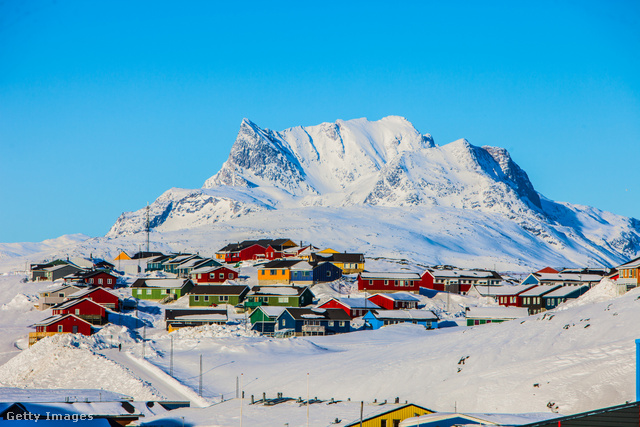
[146,203,150,253]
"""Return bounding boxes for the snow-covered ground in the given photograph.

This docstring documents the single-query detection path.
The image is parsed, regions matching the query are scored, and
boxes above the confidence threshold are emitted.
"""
[0,262,637,425]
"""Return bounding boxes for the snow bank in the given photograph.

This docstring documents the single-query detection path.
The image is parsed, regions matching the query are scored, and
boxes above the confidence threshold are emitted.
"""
[556,279,620,310]
[0,335,163,400]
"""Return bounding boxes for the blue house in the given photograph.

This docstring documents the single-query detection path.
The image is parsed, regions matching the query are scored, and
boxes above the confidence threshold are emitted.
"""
[542,285,590,310]
[275,307,351,336]
[311,261,343,284]
[363,309,438,330]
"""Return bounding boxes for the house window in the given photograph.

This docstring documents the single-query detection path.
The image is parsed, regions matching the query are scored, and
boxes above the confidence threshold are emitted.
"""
[281,319,285,326]
[166,289,171,294]
[278,297,288,303]
[229,273,234,279]
[98,278,103,284]
[210,273,215,279]
[89,279,94,284]
[107,279,112,284]
[339,321,345,327]
[220,295,229,302]
[328,321,334,327]
[219,273,224,279]
[146,289,152,295]
[194,296,200,301]
[369,280,373,285]
[58,325,63,332]
[198,274,202,279]
[381,420,387,427]
[75,309,80,315]
[281,269,286,275]
[270,270,276,275]
[260,270,265,275]
[384,280,388,286]
[59,293,65,298]
[326,271,331,277]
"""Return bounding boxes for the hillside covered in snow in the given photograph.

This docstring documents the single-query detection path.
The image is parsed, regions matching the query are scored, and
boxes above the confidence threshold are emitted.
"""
[99,116,638,271]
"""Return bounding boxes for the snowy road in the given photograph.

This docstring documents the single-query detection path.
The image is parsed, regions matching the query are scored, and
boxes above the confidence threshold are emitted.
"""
[97,347,209,407]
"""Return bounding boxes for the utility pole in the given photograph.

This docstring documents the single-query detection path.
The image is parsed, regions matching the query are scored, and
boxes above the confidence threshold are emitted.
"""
[359,401,363,427]
[236,376,239,398]
[198,354,203,397]
[142,325,146,358]
[306,373,310,427]
[240,373,244,427]
[170,335,174,377]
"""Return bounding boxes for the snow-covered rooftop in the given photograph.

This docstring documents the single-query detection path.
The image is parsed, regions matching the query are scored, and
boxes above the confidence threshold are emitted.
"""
[430,269,495,278]
[173,314,227,322]
[535,273,603,282]
[250,287,304,296]
[360,272,422,279]
[544,285,590,298]
[617,257,640,269]
[519,285,562,297]
[332,297,380,309]
[135,279,186,288]
[257,306,286,317]
[370,309,438,321]
[372,292,420,302]
[471,284,535,296]
[466,306,529,319]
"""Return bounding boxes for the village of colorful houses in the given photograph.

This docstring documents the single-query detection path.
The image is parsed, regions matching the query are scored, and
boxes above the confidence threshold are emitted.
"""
[27,237,638,343]
[3,236,638,426]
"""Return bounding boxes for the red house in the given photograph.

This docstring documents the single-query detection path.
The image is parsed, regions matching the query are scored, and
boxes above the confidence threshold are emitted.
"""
[52,298,107,325]
[367,292,420,310]
[217,239,297,263]
[318,297,381,319]
[30,314,93,345]
[421,269,503,294]
[66,287,120,311]
[492,284,538,307]
[358,272,425,293]
[191,266,238,284]
[66,270,118,288]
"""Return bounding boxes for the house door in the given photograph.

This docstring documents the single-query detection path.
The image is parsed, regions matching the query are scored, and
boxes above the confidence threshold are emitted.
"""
[72,326,78,333]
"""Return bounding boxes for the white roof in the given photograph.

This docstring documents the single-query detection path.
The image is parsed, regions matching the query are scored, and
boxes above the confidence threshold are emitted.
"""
[250,287,303,296]
[301,314,324,319]
[45,264,75,272]
[360,272,422,279]
[67,287,118,299]
[372,292,420,302]
[371,309,438,321]
[138,279,187,288]
[473,284,535,296]
[466,306,528,319]
[333,297,380,309]
[617,257,640,269]
[535,272,602,282]
[42,284,82,294]
[257,306,287,317]
[289,261,313,270]
[520,285,561,297]
[191,265,230,275]
[177,258,206,269]
[430,269,494,278]
[544,285,589,298]
[174,314,227,321]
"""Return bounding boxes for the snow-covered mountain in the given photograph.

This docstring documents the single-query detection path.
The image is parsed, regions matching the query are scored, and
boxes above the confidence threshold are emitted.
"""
[105,116,639,270]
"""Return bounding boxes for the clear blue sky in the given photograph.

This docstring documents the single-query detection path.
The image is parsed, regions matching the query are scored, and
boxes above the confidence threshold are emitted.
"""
[1,0,638,243]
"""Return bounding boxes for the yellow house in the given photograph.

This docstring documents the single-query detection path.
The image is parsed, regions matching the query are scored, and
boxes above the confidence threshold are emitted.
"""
[257,259,299,285]
[344,403,433,427]
[114,251,131,261]
[318,248,339,254]
[312,252,365,274]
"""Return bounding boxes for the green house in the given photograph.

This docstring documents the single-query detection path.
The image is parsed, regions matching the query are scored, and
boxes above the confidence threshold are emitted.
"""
[244,286,315,309]
[146,255,172,272]
[188,284,250,307]
[248,306,286,335]
[131,278,195,301]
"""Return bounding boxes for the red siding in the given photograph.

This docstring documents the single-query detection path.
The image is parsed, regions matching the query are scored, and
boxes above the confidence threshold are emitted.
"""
[193,267,237,283]
[38,316,92,335]
[83,288,120,311]
[85,272,117,289]
[367,294,417,310]
[53,299,106,318]
[318,299,352,317]
[357,275,421,293]
[225,244,268,262]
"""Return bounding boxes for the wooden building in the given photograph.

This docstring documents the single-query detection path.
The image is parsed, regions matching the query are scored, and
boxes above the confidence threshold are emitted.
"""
[191,266,239,283]
[311,252,365,274]
[188,284,250,307]
[164,308,228,331]
[131,278,195,301]
[319,297,380,319]
[52,298,108,325]
[363,310,438,330]
[276,307,351,336]
[616,256,640,292]
[38,284,86,310]
[358,272,424,294]
[367,292,420,310]
[542,285,589,310]
[30,314,93,345]
[344,403,433,427]
[519,285,562,315]
[245,286,314,310]
[249,306,286,335]
[65,286,121,311]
